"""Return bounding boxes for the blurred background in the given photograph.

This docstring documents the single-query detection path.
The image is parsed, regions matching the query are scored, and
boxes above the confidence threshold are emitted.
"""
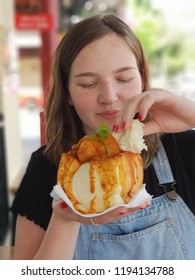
[0,0,195,246]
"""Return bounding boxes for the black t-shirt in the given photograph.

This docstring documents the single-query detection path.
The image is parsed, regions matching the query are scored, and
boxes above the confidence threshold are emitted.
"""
[11,131,195,230]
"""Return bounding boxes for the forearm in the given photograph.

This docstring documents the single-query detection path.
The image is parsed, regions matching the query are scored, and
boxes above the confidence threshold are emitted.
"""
[34,212,80,260]
[172,95,195,127]
[140,92,195,136]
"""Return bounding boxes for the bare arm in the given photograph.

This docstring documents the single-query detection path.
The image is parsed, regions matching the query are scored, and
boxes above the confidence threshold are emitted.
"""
[13,199,150,259]
[13,215,46,260]
[14,210,80,260]
[34,212,80,260]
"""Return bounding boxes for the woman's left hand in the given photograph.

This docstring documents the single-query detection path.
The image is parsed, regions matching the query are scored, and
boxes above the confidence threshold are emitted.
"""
[116,89,195,136]
[53,199,151,226]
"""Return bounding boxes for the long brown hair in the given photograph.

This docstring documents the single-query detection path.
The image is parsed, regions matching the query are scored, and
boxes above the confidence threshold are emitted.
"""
[44,14,158,167]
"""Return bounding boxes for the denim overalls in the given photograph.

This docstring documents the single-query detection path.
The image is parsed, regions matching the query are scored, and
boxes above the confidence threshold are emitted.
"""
[73,141,195,259]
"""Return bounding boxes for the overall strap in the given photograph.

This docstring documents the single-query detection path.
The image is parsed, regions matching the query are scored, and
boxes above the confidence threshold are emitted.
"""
[152,139,177,200]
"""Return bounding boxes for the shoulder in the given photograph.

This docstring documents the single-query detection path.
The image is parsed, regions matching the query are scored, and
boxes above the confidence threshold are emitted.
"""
[162,129,195,142]
[31,145,46,158]
[26,146,57,179]
[161,130,195,157]
[161,130,195,171]
[30,146,49,165]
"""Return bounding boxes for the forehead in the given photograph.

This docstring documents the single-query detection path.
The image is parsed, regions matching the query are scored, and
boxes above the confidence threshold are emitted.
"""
[70,34,137,73]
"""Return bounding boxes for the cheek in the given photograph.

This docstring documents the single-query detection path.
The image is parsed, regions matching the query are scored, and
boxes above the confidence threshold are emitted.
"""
[69,84,97,111]
[131,76,143,91]
[121,80,142,100]
[69,87,87,108]
[133,80,142,93]
[72,99,87,112]
[70,93,95,117]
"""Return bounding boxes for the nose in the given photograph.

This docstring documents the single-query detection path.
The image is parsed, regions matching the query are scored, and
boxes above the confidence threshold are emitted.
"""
[98,81,118,104]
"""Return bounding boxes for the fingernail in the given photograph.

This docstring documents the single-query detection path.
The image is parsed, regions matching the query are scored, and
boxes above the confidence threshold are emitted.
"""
[138,113,143,121]
[146,201,151,207]
[112,124,116,132]
[138,206,145,210]
[60,201,67,209]
[119,210,127,215]
[112,124,119,132]
[121,121,125,129]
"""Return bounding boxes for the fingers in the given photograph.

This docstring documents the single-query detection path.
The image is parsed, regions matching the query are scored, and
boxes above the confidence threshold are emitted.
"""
[113,89,171,133]
[143,120,161,136]
[122,200,151,216]
[114,94,142,132]
[112,92,149,133]
[87,206,127,226]
[93,200,151,225]
[53,200,73,219]
[54,199,151,226]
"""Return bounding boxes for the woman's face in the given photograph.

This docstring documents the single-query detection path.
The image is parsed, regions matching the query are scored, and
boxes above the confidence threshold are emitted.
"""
[69,33,143,134]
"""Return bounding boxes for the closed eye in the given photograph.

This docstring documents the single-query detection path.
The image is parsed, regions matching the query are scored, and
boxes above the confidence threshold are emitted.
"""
[117,77,134,83]
[79,82,97,89]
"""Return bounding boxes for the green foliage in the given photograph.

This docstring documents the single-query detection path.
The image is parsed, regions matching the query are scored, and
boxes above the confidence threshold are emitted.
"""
[87,124,111,157]
[134,0,152,10]
[130,0,187,77]
[96,124,111,139]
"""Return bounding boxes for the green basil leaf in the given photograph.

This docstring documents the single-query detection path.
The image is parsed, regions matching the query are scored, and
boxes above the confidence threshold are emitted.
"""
[96,124,110,139]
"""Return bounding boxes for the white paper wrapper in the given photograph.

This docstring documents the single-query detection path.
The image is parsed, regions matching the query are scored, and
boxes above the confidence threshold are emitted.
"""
[50,184,153,218]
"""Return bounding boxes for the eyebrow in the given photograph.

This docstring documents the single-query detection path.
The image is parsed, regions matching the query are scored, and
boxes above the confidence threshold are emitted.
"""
[74,66,136,78]
[74,72,97,78]
[114,66,136,73]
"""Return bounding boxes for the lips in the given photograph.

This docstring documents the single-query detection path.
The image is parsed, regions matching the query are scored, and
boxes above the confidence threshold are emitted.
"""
[97,110,120,120]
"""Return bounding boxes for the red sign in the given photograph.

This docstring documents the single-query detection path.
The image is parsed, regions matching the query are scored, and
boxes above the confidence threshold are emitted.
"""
[15,13,53,31]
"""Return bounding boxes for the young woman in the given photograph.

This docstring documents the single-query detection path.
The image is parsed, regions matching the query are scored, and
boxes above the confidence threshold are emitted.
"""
[12,14,195,260]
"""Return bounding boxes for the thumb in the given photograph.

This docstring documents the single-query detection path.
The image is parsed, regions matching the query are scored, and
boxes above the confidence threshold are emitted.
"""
[143,121,161,136]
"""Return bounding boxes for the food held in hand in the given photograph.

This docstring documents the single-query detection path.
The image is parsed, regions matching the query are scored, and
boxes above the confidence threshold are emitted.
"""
[57,121,146,214]
[112,119,147,153]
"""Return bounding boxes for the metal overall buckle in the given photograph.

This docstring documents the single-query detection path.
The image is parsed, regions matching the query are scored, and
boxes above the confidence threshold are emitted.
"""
[159,180,177,200]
